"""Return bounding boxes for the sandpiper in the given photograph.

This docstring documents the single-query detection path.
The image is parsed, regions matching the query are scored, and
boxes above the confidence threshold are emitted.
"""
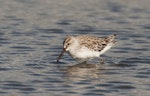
[57,34,117,63]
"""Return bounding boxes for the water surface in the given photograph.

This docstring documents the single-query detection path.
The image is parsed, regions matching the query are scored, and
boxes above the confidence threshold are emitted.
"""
[0,0,150,96]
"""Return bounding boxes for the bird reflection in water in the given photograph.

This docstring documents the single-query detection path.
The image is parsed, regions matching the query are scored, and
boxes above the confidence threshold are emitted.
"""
[57,62,106,81]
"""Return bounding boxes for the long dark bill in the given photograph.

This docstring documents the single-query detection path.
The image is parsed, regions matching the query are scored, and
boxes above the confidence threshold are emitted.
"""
[57,48,66,62]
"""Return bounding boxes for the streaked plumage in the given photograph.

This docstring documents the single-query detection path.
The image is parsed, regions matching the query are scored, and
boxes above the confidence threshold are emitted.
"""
[57,34,117,63]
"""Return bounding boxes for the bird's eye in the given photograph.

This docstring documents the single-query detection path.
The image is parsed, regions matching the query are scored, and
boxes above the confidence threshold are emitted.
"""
[68,43,70,45]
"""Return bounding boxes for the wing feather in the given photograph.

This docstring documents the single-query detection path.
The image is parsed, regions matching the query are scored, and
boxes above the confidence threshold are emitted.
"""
[77,35,108,52]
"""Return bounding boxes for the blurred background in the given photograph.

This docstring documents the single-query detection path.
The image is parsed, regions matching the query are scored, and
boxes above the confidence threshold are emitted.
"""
[0,0,149,96]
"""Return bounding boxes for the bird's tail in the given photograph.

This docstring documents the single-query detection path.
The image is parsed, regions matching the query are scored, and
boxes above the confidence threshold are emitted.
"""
[107,34,117,43]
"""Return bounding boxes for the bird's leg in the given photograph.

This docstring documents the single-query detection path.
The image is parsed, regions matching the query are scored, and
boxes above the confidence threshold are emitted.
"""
[99,57,104,64]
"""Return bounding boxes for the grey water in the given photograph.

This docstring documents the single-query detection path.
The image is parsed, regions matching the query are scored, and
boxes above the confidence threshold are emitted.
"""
[0,0,150,96]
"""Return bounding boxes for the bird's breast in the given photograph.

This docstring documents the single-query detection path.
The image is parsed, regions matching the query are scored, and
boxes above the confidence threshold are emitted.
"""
[68,46,100,59]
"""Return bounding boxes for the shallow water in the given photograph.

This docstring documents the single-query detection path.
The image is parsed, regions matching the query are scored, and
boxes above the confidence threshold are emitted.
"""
[0,0,150,96]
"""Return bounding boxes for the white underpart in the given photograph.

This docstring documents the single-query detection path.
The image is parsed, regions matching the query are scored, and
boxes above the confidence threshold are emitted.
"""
[75,46,100,59]
[99,43,114,55]
[69,43,114,60]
